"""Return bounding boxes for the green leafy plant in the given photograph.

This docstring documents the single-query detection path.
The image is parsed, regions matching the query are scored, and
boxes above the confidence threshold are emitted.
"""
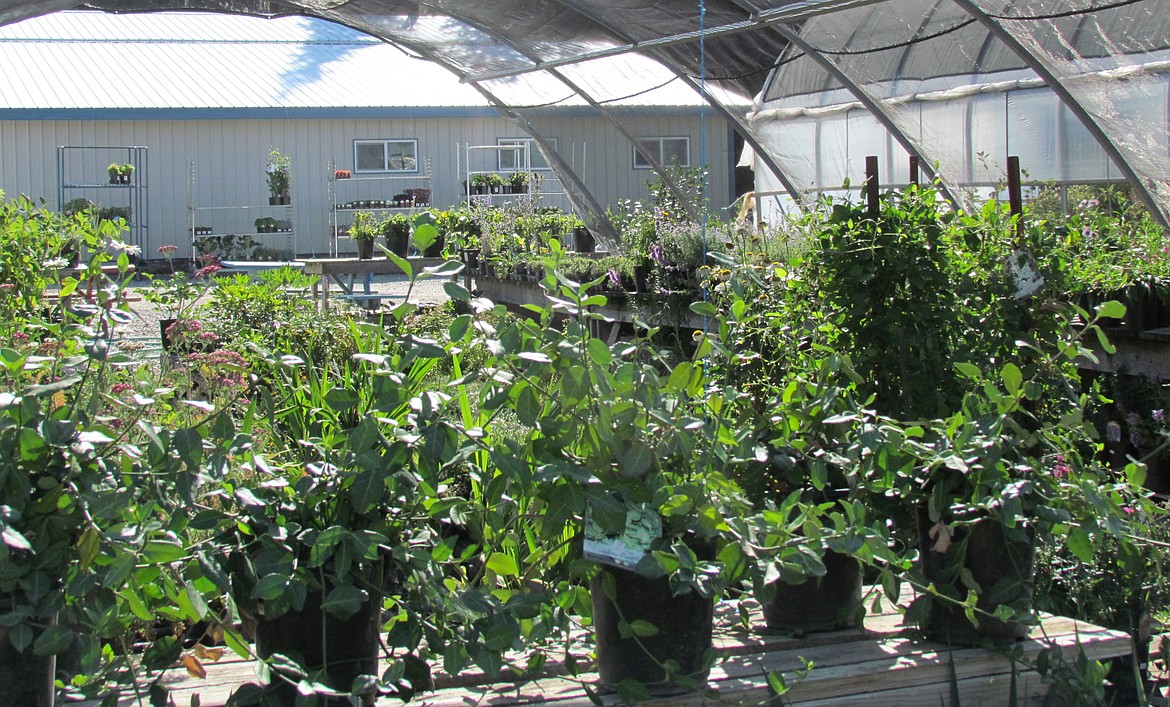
[265,148,291,201]
[348,210,379,243]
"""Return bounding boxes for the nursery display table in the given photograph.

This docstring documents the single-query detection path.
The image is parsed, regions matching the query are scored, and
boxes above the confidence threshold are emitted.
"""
[297,256,444,310]
[133,598,1131,706]
[476,276,706,341]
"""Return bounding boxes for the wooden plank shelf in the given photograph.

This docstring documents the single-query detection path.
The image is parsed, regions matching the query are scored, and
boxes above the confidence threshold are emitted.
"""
[1079,328,1170,381]
[475,277,707,331]
[123,596,1130,707]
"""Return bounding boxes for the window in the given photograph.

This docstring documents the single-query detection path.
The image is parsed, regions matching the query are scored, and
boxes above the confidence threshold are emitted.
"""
[354,139,418,173]
[497,137,554,171]
[633,137,690,169]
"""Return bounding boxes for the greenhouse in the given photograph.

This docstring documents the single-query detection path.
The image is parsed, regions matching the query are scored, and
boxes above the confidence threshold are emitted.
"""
[1,0,1170,705]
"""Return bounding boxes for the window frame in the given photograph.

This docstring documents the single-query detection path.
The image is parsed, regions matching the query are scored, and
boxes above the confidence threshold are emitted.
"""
[353,138,420,174]
[496,137,555,171]
[632,136,690,170]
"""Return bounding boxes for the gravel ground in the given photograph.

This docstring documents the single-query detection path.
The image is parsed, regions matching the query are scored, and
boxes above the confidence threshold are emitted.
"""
[112,272,451,346]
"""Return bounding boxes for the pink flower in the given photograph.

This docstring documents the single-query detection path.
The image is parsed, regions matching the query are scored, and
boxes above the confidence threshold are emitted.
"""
[157,244,179,255]
[110,383,133,396]
[195,264,222,279]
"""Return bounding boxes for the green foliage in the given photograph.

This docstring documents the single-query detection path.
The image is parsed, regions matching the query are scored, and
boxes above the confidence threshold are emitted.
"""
[265,148,291,199]
[193,268,354,369]
[348,210,379,242]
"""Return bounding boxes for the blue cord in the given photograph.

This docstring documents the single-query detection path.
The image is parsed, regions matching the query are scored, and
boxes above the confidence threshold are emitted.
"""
[699,0,709,333]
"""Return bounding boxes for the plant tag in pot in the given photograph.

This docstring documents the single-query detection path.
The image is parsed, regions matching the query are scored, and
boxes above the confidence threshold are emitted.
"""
[1006,249,1043,299]
[583,502,661,570]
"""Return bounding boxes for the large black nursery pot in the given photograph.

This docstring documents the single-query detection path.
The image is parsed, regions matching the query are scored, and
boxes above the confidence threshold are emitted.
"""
[356,238,374,260]
[761,550,863,633]
[385,230,409,258]
[0,609,55,707]
[253,590,382,706]
[573,226,595,254]
[916,508,1035,645]
[590,565,714,691]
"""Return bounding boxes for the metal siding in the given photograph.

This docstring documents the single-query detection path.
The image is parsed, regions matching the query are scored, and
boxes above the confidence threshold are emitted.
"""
[1,112,729,259]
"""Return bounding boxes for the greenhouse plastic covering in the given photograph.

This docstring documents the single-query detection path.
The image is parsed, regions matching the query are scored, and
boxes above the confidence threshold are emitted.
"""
[2,0,1169,228]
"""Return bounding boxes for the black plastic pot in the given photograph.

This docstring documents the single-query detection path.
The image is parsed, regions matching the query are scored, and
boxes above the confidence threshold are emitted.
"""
[253,591,382,706]
[384,230,409,258]
[421,234,444,259]
[159,318,176,352]
[590,566,714,690]
[761,550,862,633]
[917,509,1034,645]
[0,609,55,707]
[633,263,652,294]
[573,227,595,253]
[460,248,480,274]
[356,238,374,260]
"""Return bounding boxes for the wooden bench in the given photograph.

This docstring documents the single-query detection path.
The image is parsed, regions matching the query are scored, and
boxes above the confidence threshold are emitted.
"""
[116,596,1131,706]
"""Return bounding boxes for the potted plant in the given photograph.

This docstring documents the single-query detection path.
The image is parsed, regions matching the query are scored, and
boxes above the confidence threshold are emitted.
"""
[509,171,530,194]
[411,211,443,258]
[190,312,491,705]
[0,218,160,704]
[492,281,754,695]
[106,163,133,185]
[266,148,292,205]
[349,210,378,260]
[487,173,506,195]
[253,216,276,234]
[380,213,411,258]
[469,174,490,195]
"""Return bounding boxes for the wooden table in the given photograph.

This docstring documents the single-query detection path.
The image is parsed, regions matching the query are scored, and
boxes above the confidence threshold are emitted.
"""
[125,598,1131,706]
[296,257,444,310]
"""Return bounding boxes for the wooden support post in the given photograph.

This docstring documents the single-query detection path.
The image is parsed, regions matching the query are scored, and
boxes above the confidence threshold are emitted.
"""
[909,155,919,187]
[865,156,880,219]
[1007,155,1023,241]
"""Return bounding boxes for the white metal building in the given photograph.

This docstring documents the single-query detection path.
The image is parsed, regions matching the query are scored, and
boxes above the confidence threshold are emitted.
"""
[0,11,740,259]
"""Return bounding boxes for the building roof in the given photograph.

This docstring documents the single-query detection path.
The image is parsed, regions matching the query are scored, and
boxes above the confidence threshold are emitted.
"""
[0,11,487,113]
[0,10,731,118]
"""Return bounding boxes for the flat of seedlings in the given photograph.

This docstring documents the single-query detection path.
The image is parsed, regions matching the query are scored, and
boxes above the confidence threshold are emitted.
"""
[127,596,1131,706]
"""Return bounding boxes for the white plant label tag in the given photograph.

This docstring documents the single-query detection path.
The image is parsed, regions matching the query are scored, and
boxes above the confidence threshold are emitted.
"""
[1007,249,1043,299]
[583,502,662,570]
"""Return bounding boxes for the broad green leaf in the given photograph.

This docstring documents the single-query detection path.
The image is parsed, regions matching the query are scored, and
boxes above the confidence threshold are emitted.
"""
[1095,300,1126,320]
[586,338,612,366]
[33,625,73,656]
[143,540,186,564]
[1066,526,1093,563]
[690,301,717,317]
[321,585,368,621]
[999,363,1022,396]
[443,280,471,302]
[485,553,519,577]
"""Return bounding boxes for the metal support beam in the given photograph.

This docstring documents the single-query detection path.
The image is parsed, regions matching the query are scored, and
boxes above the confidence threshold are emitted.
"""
[950,0,1168,228]
[667,70,808,208]
[461,0,881,84]
[317,6,623,244]
[540,0,811,207]
[771,23,969,210]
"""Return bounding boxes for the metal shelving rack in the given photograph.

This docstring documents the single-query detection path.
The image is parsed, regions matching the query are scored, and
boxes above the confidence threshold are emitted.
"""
[187,161,296,263]
[328,159,432,257]
[458,142,533,204]
[57,145,149,254]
